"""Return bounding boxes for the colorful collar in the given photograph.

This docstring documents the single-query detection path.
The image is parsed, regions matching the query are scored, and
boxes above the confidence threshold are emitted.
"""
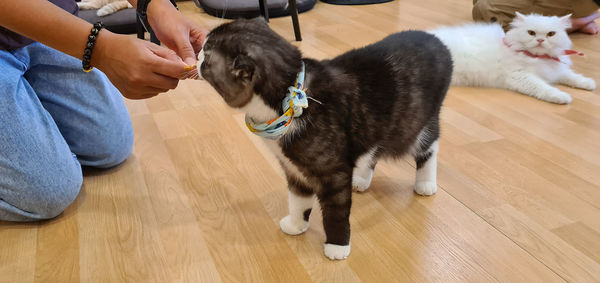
[502,37,584,63]
[245,62,308,140]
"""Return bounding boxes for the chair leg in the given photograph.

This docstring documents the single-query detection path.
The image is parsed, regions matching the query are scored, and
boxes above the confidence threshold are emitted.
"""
[136,16,145,39]
[259,0,270,22]
[288,0,302,41]
[149,30,160,45]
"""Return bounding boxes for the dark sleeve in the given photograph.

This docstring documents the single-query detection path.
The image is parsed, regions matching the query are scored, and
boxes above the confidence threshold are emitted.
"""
[49,0,79,15]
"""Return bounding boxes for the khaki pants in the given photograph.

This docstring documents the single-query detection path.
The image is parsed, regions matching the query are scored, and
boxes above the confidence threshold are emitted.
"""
[473,0,600,30]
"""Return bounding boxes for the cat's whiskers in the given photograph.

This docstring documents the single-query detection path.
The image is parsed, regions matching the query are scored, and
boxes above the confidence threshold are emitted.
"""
[307,96,323,105]
[219,0,229,25]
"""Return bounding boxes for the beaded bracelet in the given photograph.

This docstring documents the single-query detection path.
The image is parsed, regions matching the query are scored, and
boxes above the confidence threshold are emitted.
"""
[82,22,104,73]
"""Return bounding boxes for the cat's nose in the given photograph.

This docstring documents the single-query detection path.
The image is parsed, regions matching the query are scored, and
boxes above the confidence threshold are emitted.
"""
[537,39,544,43]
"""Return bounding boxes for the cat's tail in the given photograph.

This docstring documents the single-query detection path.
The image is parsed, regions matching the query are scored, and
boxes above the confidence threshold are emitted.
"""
[97,1,133,17]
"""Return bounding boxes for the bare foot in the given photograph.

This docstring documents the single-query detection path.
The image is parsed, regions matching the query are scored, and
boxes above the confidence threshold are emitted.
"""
[569,12,600,33]
[580,21,600,35]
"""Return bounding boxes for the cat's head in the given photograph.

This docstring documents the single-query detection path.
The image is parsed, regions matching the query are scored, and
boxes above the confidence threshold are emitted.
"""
[198,18,302,110]
[505,12,572,56]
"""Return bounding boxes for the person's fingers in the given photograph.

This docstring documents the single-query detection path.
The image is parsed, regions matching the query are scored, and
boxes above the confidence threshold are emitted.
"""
[145,73,180,90]
[151,43,183,63]
[129,87,172,99]
[190,26,210,53]
[144,87,170,94]
[124,90,158,100]
[148,46,189,79]
[174,31,197,66]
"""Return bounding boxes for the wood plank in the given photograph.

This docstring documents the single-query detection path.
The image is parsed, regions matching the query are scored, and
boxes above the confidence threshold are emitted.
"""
[481,205,600,282]
[1,1,599,281]
[552,222,600,264]
[77,159,171,282]
[165,134,312,282]
[0,223,37,283]
[133,114,222,282]
[33,206,79,283]
[376,161,564,282]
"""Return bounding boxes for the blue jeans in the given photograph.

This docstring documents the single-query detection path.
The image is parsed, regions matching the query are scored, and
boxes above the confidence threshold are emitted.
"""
[0,43,133,222]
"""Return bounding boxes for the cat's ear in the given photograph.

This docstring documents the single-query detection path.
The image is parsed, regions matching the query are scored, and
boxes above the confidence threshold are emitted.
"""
[232,54,255,83]
[514,12,526,22]
[559,14,572,29]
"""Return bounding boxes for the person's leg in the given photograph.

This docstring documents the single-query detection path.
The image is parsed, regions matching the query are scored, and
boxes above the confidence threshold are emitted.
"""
[0,47,83,222]
[24,43,133,168]
[472,0,532,31]
[525,0,598,34]
[571,0,600,34]
[580,21,599,34]
[571,12,600,34]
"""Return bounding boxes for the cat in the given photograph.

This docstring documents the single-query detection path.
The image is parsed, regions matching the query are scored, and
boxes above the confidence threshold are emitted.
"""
[77,0,133,17]
[196,18,452,260]
[429,12,596,104]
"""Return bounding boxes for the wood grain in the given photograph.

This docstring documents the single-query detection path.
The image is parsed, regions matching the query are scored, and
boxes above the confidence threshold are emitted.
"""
[1,1,598,282]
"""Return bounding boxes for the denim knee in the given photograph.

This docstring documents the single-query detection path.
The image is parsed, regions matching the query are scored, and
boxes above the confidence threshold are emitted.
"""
[17,158,83,220]
[76,110,134,169]
[89,126,134,169]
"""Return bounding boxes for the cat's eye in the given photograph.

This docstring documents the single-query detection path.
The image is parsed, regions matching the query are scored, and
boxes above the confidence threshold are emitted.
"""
[527,30,536,36]
[547,31,556,37]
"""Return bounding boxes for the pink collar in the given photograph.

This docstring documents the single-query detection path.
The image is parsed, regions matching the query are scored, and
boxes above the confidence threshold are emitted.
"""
[502,37,584,63]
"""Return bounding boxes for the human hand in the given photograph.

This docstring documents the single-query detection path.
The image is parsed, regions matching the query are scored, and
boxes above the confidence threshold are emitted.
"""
[147,0,209,66]
[92,30,188,99]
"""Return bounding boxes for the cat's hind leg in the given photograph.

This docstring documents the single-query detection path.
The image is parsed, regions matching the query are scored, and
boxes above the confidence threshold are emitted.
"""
[557,69,596,91]
[352,147,378,192]
[506,71,572,104]
[280,180,314,236]
[411,118,440,196]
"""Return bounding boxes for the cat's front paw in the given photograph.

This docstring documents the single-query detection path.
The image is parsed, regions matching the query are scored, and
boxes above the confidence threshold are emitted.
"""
[96,8,110,17]
[414,181,438,196]
[543,90,572,104]
[279,215,309,235]
[576,77,596,91]
[323,243,351,260]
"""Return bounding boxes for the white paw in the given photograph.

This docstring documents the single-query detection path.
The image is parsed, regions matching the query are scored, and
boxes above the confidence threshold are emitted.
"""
[576,77,596,91]
[414,181,438,196]
[279,215,309,235]
[352,168,373,192]
[543,90,572,104]
[352,175,371,192]
[96,6,112,17]
[323,243,351,260]
[77,2,97,9]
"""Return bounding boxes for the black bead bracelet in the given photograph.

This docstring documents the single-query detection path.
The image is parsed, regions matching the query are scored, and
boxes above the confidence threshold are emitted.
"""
[82,22,104,73]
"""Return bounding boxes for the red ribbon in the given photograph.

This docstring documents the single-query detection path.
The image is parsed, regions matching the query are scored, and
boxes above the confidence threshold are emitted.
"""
[502,37,584,63]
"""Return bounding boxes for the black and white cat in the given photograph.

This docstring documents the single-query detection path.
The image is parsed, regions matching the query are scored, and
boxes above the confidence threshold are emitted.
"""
[197,18,452,260]
[430,12,596,104]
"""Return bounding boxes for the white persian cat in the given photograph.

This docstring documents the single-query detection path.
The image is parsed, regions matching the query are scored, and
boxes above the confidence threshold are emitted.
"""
[430,12,596,104]
[77,0,133,17]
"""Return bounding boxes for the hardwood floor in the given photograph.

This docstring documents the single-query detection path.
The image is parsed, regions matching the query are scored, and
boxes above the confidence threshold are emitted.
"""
[1,1,599,282]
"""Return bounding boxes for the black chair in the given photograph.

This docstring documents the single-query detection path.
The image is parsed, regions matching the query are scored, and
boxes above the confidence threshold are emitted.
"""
[259,0,302,41]
[136,0,179,44]
[191,0,304,41]
[137,1,301,43]
[78,7,138,35]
